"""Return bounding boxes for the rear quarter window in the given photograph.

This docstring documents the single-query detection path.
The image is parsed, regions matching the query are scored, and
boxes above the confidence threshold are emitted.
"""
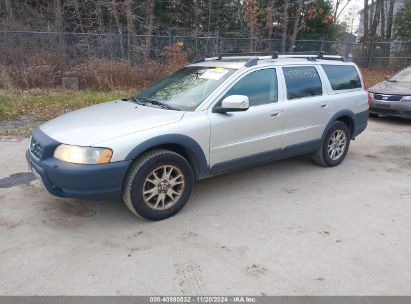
[283,66,323,100]
[322,65,362,90]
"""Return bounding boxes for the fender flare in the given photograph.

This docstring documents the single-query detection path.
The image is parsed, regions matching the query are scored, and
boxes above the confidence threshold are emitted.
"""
[125,134,210,179]
[321,109,355,141]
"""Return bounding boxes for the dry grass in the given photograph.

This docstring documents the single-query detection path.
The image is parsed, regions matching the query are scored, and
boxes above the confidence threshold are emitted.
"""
[0,44,187,91]
[361,68,394,88]
[0,89,134,122]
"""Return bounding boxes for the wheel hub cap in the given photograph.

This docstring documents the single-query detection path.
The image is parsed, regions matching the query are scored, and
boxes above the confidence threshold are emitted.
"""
[142,165,185,210]
[327,130,347,161]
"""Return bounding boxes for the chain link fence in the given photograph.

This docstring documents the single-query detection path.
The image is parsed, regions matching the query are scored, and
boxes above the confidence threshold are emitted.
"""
[1,30,410,69]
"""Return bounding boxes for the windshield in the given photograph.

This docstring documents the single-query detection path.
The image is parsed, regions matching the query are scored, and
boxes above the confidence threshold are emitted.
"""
[389,66,411,82]
[137,66,236,111]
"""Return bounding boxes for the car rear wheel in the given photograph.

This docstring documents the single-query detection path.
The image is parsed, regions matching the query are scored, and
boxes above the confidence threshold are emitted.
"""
[313,121,350,167]
[122,149,194,221]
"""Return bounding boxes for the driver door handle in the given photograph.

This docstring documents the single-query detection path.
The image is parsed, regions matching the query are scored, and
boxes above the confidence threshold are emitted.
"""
[321,104,329,108]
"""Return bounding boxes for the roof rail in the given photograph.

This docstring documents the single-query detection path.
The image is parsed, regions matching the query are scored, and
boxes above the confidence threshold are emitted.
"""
[277,51,345,61]
[194,51,344,66]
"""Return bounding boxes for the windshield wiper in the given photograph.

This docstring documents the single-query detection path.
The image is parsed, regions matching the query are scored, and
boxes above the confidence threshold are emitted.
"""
[137,97,181,111]
[122,96,144,105]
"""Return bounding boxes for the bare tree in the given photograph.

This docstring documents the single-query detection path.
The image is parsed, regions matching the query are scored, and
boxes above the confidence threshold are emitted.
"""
[370,0,382,36]
[243,0,259,51]
[289,0,303,52]
[333,0,341,20]
[3,0,12,26]
[385,0,395,40]
[369,0,375,30]
[145,0,155,58]
[281,0,289,53]
[53,0,63,32]
[363,0,369,38]
[96,0,104,33]
[53,0,65,53]
[335,0,352,20]
[109,0,125,58]
[379,0,385,39]
[267,0,275,41]
[125,0,137,61]
[207,0,213,36]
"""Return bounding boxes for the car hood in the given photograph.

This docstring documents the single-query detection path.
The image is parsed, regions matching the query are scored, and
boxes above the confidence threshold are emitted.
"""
[40,100,184,146]
[369,80,411,95]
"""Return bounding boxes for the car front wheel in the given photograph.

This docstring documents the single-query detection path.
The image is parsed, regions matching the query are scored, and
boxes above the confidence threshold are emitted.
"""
[122,149,194,221]
[313,121,351,167]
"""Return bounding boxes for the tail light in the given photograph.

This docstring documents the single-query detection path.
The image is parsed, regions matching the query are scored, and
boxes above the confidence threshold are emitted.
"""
[358,66,367,90]
[368,92,373,107]
[357,66,370,106]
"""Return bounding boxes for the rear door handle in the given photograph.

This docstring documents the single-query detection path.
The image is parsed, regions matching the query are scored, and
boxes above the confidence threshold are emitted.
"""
[321,104,328,108]
[270,111,282,117]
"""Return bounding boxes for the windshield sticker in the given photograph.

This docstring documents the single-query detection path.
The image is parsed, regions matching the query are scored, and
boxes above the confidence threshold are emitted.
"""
[200,68,229,80]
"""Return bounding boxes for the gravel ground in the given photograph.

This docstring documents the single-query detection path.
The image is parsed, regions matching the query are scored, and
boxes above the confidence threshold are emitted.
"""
[0,117,410,296]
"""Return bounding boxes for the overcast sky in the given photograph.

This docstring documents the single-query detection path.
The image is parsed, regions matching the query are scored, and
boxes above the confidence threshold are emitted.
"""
[337,0,363,35]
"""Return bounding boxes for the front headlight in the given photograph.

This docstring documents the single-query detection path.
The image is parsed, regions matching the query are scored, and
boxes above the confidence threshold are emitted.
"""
[402,96,411,101]
[54,144,113,164]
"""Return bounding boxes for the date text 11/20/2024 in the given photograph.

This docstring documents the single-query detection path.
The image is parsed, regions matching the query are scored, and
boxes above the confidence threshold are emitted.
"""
[149,296,257,303]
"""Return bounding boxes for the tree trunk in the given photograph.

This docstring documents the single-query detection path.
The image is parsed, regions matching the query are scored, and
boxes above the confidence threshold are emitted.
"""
[267,0,275,40]
[380,0,385,39]
[96,0,104,33]
[125,0,137,62]
[363,0,368,39]
[4,0,12,26]
[369,0,375,31]
[145,0,155,58]
[289,0,303,52]
[249,26,254,51]
[385,0,395,40]
[333,0,340,21]
[73,0,85,33]
[53,0,65,54]
[207,0,212,35]
[53,0,63,31]
[110,0,125,58]
[370,0,382,36]
[267,0,275,52]
[281,0,289,53]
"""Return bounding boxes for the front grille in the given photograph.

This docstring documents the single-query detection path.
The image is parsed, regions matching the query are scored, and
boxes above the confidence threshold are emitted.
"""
[370,108,411,116]
[370,108,398,115]
[373,103,391,109]
[373,94,403,101]
[30,137,44,160]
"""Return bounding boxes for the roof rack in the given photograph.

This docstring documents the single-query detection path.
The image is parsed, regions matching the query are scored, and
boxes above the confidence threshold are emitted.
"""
[194,51,345,67]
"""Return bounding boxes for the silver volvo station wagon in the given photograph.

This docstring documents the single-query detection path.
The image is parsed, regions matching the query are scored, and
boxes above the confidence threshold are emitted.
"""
[27,53,369,221]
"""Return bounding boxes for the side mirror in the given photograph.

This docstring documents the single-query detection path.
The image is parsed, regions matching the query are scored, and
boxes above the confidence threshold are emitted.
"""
[213,95,250,113]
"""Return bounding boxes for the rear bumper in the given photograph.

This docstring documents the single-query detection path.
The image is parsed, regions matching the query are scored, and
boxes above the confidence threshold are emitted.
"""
[352,110,369,138]
[26,129,132,200]
[370,100,411,119]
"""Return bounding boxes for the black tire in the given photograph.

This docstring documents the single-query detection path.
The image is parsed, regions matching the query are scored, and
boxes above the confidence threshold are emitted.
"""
[122,149,194,221]
[313,121,351,167]
[369,112,379,118]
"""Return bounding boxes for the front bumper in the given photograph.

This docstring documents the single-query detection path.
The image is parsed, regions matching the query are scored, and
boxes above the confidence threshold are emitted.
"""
[370,99,411,119]
[26,129,132,200]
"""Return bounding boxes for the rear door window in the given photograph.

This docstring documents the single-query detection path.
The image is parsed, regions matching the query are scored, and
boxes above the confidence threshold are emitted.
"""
[283,66,323,100]
[322,65,362,90]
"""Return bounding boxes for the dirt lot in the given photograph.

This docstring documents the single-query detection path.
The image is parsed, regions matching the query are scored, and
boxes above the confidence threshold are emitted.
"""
[0,117,410,295]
